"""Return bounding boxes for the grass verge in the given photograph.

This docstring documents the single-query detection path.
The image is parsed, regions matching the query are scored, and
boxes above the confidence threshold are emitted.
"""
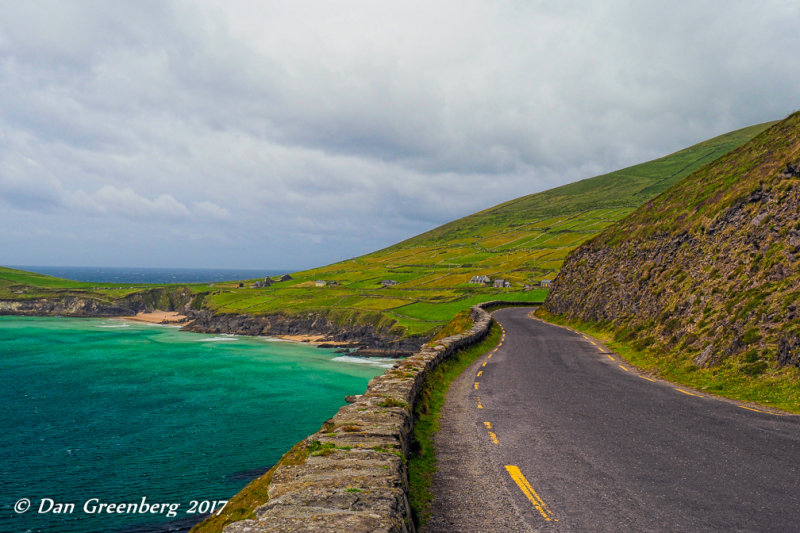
[537,309,800,414]
[408,320,503,527]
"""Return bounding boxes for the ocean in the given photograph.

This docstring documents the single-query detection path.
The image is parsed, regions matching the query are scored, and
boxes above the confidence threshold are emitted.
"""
[9,266,286,284]
[0,317,390,532]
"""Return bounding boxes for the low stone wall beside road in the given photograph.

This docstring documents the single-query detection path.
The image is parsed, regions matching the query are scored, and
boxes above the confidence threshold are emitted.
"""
[222,302,502,533]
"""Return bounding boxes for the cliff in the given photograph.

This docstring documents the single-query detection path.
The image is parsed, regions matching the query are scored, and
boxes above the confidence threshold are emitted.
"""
[183,310,425,356]
[544,111,800,373]
[0,286,195,318]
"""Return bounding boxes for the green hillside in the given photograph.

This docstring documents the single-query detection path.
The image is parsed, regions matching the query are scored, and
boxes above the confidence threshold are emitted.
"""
[1,121,772,337]
[543,111,800,411]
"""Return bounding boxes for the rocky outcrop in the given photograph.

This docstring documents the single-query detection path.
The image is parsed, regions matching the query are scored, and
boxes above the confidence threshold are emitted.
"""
[215,303,497,533]
[544,112,800,372]
[0,297,133,317]
[0,286,196,318]
[120,287,195,313]
[183,310,425,356]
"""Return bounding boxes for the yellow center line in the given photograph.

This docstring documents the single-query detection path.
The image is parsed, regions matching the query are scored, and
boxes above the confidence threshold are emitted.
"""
[618,364,629,372]
[739,405,783,415]
[483,421,492,429]
[482,362,487,367]
[590,341,597,346]
[488,353,493,359]
[477,370,483,377]
[477,398,483,409]
[675,388,701,398]
[474,382,480,390]
[606,354,615,361]
[488,431,500,444]
[505,465,557,522]
[638,375,656,382]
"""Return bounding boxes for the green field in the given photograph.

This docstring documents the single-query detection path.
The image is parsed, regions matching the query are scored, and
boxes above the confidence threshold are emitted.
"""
[0,121,773,338]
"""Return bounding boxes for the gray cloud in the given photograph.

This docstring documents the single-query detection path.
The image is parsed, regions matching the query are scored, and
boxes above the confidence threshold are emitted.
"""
[0,0,798,269]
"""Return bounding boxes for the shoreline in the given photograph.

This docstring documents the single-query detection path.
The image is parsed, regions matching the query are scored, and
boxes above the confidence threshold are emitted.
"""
[0,302,424,356]
[119,310,188,325]
[119,312,360,348]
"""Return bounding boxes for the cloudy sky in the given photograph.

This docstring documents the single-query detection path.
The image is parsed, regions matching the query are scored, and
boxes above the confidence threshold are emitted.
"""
[1,1,798,270]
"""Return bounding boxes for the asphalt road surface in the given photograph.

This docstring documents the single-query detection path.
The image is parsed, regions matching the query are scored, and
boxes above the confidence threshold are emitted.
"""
[424,307,800,532]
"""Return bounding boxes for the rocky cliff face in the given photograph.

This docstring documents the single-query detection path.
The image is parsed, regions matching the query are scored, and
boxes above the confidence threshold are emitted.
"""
[0,297,133,317]
[183,310,425,356]
[544,112,800,372]
[0,286,196,318]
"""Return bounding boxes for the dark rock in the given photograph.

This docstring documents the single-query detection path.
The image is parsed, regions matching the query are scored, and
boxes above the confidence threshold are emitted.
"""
[782,162,800,178]
[182,310,426,355]
[778,335,800,368]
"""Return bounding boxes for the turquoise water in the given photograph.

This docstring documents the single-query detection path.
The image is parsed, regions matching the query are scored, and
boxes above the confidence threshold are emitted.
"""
[0,317,387,532]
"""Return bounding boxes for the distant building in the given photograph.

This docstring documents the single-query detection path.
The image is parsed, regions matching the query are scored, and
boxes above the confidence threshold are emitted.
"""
[279,274,293,281]
[469,275,491,285]
[263,276,274,285]
[540,279,552,287]
[380,280,398,287]
[315,280,327,287]
[493,279,511,288]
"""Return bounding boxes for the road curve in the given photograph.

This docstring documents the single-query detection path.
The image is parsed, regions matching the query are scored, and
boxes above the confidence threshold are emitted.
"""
[424,307,800,532]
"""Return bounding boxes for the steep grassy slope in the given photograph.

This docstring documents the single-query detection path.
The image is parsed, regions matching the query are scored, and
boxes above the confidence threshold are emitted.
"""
[543,111,800,410]
[1,121,771,338]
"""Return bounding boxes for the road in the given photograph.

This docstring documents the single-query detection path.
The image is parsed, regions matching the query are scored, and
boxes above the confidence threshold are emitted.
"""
[424,307,800,532]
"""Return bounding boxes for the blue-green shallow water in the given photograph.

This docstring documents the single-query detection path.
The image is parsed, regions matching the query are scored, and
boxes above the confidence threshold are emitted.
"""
[0,317,388,533]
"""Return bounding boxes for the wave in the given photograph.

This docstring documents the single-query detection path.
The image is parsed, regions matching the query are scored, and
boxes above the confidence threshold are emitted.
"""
[196,336,238,342]
[331,356,396,368]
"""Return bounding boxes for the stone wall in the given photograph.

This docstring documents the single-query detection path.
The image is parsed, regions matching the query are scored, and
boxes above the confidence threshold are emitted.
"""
[221,302,502,533]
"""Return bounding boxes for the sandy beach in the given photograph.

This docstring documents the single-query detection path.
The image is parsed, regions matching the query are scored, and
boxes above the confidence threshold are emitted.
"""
[271,334,361,346]
[272,334,327,344]
[121,310,187,324]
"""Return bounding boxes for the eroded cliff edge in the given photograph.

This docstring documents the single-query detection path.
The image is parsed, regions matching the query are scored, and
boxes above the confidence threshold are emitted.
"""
[183,310,424,356]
